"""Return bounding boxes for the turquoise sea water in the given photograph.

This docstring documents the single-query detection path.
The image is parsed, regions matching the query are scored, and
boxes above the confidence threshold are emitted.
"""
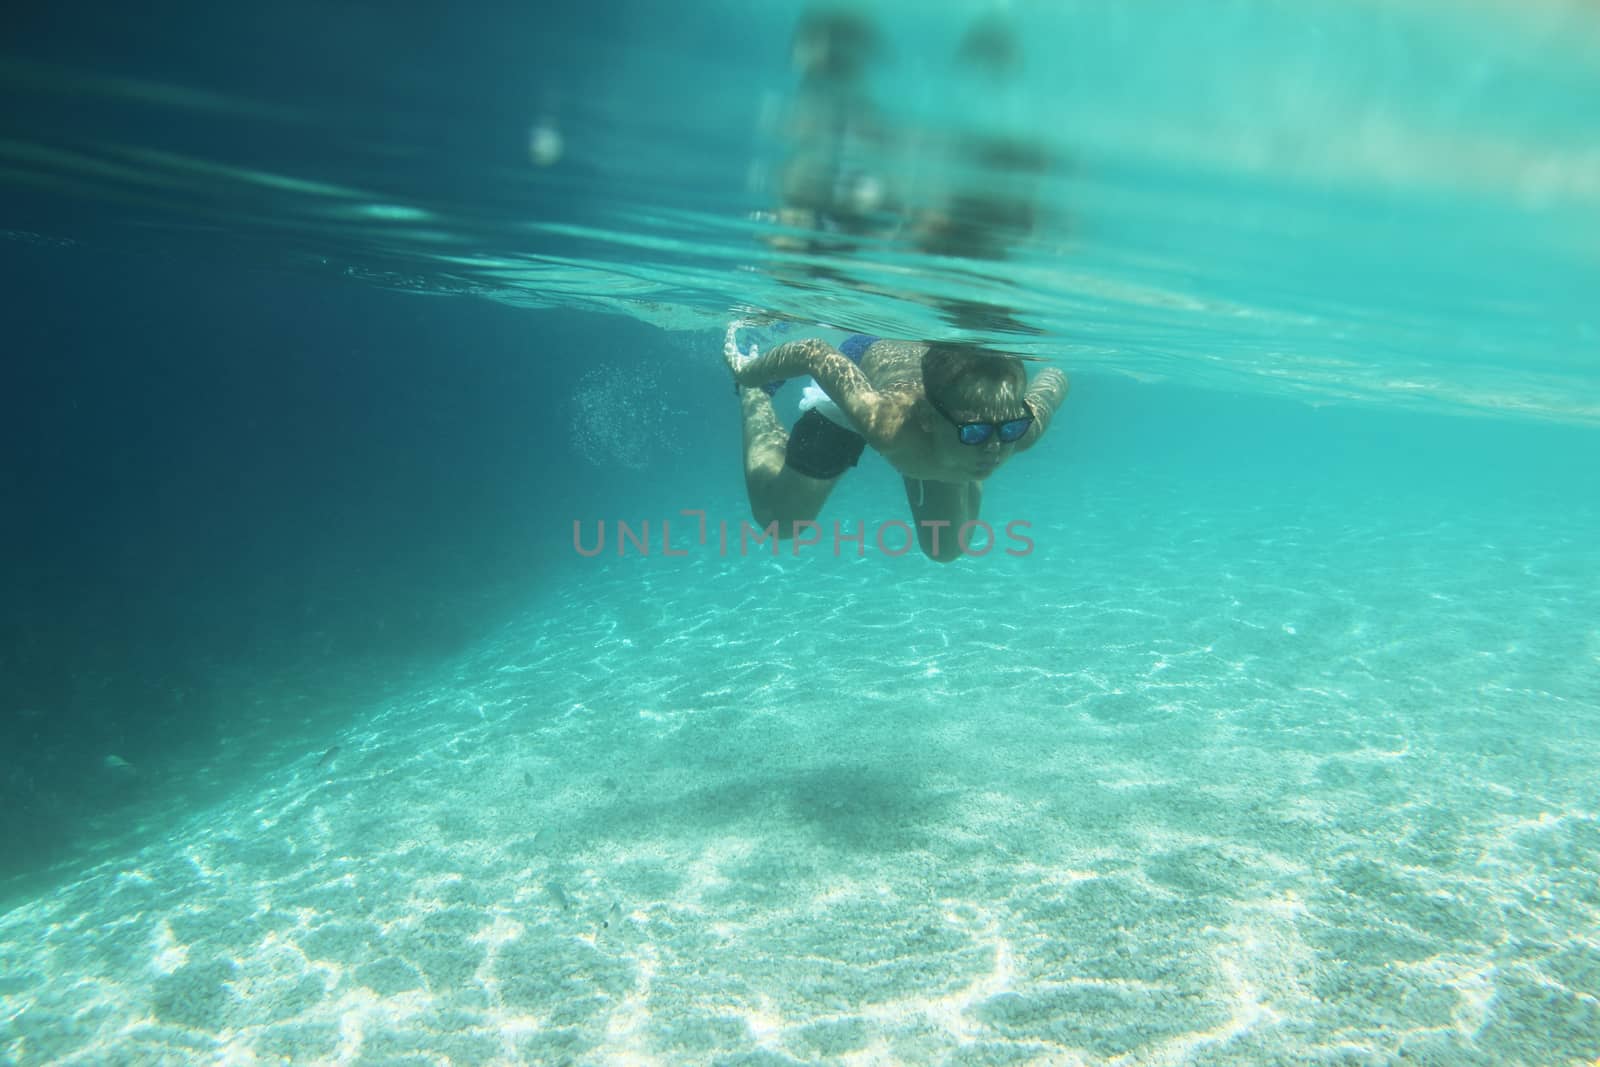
[3,2,1599,1064]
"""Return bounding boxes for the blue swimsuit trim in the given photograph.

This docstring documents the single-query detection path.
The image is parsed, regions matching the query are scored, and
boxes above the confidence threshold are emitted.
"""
[838,333,879,362]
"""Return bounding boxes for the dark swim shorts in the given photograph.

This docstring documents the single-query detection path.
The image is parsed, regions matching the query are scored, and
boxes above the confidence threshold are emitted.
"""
[786,409,866,480]
[781,332,877,479]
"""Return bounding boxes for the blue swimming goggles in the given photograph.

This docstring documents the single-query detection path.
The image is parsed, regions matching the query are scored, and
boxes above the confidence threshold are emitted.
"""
[928,394,1034,446]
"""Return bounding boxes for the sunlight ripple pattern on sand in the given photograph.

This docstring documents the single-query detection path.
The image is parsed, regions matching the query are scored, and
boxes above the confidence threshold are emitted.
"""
[2,484,1597,1064]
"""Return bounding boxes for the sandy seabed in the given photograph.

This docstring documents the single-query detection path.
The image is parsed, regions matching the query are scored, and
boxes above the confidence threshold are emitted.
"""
[4,485,1598,1066]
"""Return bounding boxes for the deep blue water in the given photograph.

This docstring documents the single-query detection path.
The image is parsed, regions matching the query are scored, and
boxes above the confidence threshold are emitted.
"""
[0,247,712,889]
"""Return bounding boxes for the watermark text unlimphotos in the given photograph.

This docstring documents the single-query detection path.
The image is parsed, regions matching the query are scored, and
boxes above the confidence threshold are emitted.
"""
[573,510,1033,559]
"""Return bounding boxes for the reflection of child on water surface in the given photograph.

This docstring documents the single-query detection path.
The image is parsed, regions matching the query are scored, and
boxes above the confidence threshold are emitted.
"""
[767,8,1049,262]
[727,11,1067,563]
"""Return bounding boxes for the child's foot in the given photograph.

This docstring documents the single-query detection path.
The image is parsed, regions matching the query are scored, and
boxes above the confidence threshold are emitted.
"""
[723,320,755,378]
[724,321,786,395]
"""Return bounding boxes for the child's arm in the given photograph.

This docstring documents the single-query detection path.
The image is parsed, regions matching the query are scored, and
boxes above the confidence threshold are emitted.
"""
[724,325,893,447]
[1014,367,1069,453]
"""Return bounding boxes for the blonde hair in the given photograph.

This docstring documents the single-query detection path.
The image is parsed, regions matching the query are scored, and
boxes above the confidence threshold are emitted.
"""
[921,345,1027,414]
